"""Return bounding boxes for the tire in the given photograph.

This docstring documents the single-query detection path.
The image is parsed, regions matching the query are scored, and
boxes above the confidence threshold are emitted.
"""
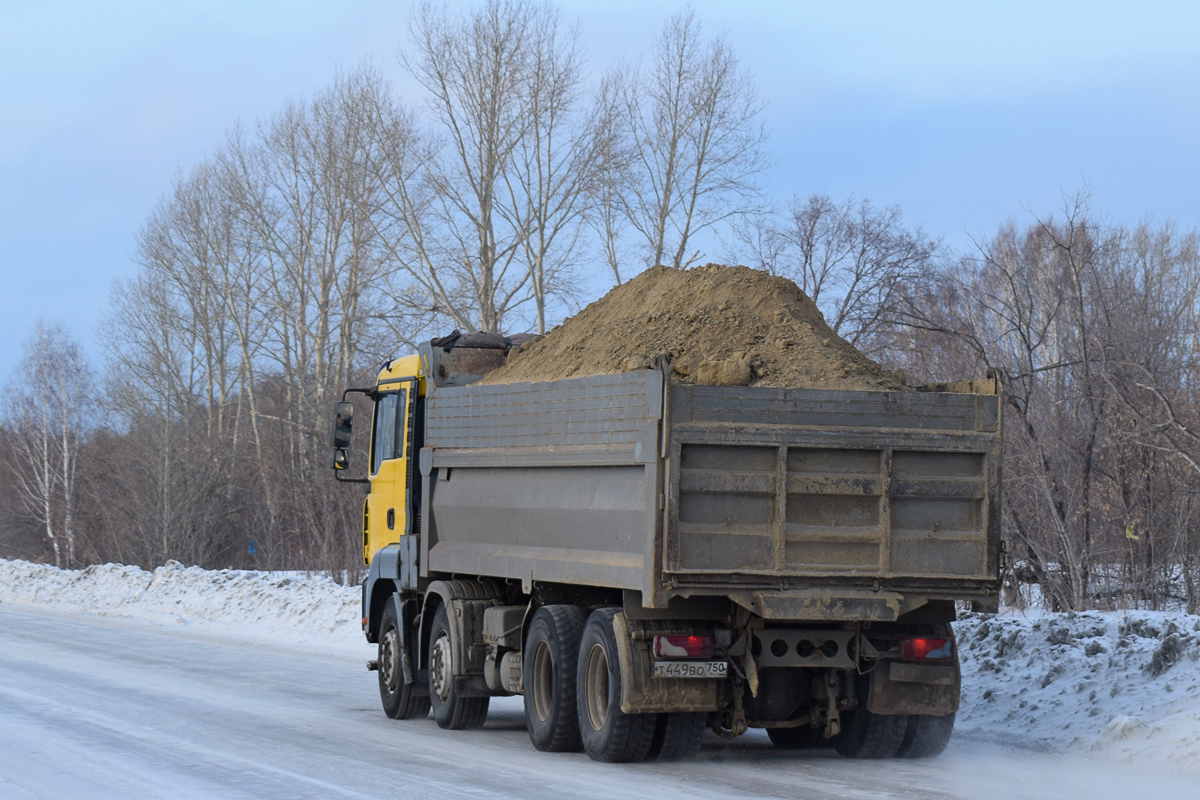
[833,675,907,759]
[523,605,588,752]
[897,712,955,758]
[766,725,826,749]
[648,713,706,761]
[428,603,489,730]
[378,598,431,720]
[576,608,657,763]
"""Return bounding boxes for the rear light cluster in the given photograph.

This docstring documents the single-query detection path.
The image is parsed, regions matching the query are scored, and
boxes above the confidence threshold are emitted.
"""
[900,637,955,662]
[653,634,713,659]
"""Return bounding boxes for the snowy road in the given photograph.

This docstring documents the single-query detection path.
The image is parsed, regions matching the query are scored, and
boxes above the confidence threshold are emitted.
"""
[0,604,1194,800]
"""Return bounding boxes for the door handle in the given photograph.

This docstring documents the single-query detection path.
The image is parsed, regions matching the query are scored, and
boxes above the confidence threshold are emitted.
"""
[387,509,395,529]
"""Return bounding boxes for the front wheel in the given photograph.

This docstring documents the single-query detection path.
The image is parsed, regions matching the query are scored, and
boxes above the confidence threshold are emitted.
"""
[428,603,489,730]
[378,598,430,720]
[576,608,657,763]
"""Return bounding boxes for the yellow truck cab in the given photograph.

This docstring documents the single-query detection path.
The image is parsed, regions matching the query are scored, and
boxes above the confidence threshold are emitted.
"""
[329,353,426,564]
[361,354,424,564]
[332,333,517,566]
[355,352,422,566]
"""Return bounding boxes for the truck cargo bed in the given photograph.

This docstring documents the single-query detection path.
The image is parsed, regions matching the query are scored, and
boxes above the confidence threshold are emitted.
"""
[418,368,1001,615]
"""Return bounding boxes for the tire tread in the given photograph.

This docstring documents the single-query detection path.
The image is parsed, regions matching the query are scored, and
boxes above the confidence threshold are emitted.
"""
[648,713,706,761]
[577,608,657,763]
[524,604,588,752]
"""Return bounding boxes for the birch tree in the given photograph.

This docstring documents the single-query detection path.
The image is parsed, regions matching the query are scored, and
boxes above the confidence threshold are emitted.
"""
[396,0,539,331]
[2,322,91,567]
[612,10,769,270]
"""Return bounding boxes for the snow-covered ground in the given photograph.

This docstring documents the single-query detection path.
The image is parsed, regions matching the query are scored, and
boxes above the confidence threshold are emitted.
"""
[3,558,1200,776]
[0,559,363,656]
[955,609,1200,772]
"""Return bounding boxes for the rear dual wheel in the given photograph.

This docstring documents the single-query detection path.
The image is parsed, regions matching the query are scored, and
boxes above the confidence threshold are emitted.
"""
[648,711,706,761]
[522,606,705,761]
[577,608,659,763]
[897,712,955,758]
[833,672,955,759]
[524,605,588,752]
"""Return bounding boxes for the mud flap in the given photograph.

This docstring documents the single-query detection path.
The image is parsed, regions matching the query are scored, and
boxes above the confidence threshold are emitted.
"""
[613,612,720,714]
[866,660,960,716]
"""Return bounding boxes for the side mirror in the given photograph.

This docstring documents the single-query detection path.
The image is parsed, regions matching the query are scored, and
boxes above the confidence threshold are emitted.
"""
[331,401,354,449]
[331,448,349,471]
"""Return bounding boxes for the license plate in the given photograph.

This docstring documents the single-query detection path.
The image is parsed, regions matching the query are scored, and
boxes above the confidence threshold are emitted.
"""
[652,660,727,679]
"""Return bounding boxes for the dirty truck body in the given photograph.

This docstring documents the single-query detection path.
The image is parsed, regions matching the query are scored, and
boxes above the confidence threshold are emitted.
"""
[345,339,1002,762]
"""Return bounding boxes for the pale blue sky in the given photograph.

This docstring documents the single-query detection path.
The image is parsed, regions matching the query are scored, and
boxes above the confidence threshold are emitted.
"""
[3,1,1199,378]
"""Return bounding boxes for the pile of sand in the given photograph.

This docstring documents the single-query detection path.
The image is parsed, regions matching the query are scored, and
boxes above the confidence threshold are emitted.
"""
[481,264,907,391]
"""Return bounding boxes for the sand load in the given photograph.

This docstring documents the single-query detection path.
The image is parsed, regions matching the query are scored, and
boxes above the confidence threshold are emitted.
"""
[479,264,908,391]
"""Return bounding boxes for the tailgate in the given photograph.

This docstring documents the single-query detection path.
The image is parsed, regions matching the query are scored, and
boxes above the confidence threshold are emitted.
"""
[663,385,1001,591]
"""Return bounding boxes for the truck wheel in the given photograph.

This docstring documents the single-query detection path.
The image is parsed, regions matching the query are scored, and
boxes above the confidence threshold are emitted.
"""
[647,713,706,760]
[428,603,489,730]
[833,675,906,759]
[576,608,657,763]
[897,712,955,758]
[524,605,587,752]
[766,725,825,749]
[378,598,431,720]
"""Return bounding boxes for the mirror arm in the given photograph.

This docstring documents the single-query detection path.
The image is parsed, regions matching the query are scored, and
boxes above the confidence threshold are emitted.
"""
[329,387,377,480]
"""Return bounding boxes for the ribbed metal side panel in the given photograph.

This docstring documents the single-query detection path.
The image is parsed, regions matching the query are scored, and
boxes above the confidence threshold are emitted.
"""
[671,385,998,433]
[426,371,661,452]
[422,371,665,593]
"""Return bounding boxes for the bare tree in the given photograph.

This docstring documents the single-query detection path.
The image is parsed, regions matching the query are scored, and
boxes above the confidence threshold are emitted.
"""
[892,193,1200,611]
[394,0,539,331]
[2,322,91,567]
[611,9,769,270]
[735,194,939,353]
[369,0,610,334]
[98,67,401,577]
[503,7,605,333]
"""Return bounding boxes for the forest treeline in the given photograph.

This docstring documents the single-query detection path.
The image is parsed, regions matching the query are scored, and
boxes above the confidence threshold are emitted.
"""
[4,1,1200,612]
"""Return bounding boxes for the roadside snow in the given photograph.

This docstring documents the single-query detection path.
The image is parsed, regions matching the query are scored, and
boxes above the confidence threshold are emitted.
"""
[0,558,362,655]
[4,558,1200,771]
[954,610,1200,772]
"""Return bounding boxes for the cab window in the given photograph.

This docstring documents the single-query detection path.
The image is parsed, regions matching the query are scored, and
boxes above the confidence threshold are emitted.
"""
[370,389,406,474]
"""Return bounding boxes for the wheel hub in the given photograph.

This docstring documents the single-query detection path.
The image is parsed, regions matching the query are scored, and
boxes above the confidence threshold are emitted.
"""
[530,640,553,723]
[584,643,609,731]
[380,627,400,691]
[430,634,453,702]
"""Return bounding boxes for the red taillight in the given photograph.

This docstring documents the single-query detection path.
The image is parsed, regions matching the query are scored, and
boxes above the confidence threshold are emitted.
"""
[900,637,955,662]
[653,634,713,658]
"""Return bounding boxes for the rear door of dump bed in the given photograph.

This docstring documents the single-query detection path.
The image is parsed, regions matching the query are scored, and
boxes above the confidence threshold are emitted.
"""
[662,385,1002,595]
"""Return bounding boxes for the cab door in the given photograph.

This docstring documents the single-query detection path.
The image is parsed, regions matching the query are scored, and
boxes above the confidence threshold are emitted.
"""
[364,386,410,563]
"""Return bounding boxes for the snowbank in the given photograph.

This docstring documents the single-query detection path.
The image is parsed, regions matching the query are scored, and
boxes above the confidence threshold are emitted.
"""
[955,610,1200,772]
[0,558,362,654]
[5,558,1200,770]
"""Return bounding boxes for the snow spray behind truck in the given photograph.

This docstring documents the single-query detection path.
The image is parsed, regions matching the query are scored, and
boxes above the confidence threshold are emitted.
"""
[331,266,1002,762]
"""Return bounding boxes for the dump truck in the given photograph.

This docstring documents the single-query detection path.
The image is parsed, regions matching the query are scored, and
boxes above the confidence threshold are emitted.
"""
[331,333,1002,762]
